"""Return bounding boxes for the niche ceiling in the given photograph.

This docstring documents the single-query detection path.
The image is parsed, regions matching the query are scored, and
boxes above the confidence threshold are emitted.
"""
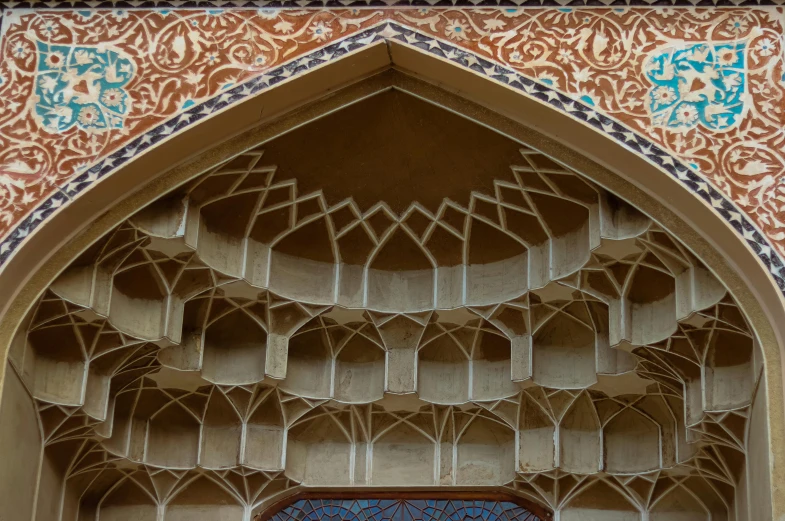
[13,80,760,521]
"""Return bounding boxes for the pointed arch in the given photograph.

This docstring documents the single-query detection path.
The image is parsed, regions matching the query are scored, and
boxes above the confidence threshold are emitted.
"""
[0,22,783,521]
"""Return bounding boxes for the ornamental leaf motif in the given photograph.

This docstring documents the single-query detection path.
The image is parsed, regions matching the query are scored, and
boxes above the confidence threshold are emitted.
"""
[34,41,135,132]
[645,41,747,131]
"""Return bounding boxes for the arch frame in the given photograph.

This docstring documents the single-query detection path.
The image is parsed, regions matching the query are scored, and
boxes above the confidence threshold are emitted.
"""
[0,22,783,518]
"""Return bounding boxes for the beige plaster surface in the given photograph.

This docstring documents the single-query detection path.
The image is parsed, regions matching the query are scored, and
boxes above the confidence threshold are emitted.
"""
[0,362,42,521]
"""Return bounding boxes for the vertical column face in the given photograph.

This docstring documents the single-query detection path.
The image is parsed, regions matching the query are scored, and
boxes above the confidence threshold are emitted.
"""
[0,365,41,521]
[6,77,765,521]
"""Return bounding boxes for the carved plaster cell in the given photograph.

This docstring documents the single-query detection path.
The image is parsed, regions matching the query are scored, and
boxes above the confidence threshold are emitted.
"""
[0,7,783,272]
[7,86,764,520]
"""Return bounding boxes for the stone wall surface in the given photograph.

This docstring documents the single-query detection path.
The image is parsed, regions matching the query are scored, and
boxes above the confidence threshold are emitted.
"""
[0,5,783,285]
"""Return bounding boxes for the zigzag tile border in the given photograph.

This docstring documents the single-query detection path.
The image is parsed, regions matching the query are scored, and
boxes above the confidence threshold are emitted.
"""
[1,22,782,298]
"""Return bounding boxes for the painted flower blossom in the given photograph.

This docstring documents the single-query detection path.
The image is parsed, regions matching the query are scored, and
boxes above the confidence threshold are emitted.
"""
[755,38,776,57]
[45,51,66,69]
[675,104,699,125]
[651,86,677,108]
[445,20,469,41]
[557,48,574,64]
[112,10,130,21]
[41,20,59,35]
[309,21,333,42]
[12,42,30,59]
[254,55,268,67]
[725,16,748,35]
[101,89,124,108]
[716,48,738,66]
[78,106,101,126]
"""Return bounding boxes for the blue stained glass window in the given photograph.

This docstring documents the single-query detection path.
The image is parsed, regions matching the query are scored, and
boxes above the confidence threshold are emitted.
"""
[265,499,543,521]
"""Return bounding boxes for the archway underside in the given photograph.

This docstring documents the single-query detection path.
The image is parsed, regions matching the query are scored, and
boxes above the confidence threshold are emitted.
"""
[6,72,764,521]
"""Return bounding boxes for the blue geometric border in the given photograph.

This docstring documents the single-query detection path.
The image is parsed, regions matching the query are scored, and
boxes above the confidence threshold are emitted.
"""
[1,22,782,299]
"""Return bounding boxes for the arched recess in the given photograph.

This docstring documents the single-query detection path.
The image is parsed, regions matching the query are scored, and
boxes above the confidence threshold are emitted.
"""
[0,28,782,521]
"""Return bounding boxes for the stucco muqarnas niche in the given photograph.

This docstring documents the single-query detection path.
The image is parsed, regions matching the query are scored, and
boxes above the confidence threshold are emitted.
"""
[3,83,769,519]
[3,6,779,518]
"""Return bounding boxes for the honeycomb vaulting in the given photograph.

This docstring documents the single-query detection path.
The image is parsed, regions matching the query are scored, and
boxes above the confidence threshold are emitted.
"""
[13,90,760,520]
